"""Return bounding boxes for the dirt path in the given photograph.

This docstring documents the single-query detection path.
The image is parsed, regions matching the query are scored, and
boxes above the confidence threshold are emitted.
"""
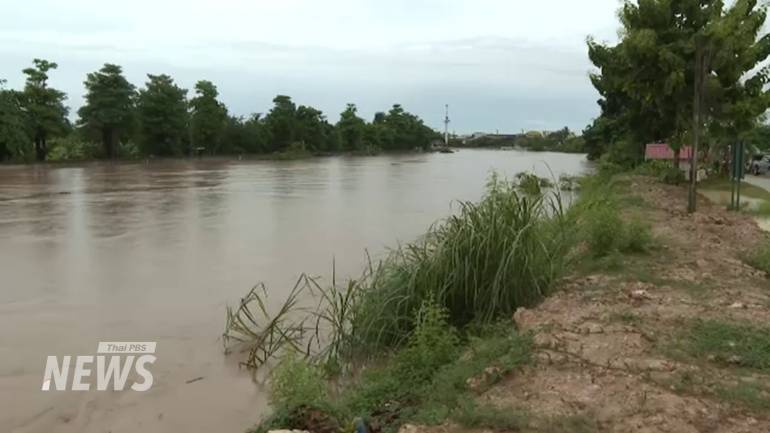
[407,177,770,433]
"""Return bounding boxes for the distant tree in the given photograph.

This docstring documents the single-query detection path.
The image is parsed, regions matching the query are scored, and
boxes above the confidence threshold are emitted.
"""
[136,74,188,156]
[295,105,338,152]
[381,104,435,150]
[21,59,69,161]
[336,104,366,151]
[0,79,32,161]
[78,64,136,158]
[190,80,228,155]
[264,95,297,152]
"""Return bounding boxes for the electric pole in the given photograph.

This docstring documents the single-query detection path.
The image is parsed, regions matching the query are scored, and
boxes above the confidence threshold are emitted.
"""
[444,104,450,146]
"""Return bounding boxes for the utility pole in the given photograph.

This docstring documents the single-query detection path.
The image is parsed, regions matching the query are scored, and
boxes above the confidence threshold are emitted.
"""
[444,104,450,146]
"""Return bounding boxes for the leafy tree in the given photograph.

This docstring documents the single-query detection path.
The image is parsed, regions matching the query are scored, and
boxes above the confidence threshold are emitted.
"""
[78,64,136,158]
[136,74,188,156]
[336,103,366,151]
[587,0,770,165]
[0,79,32,161]
[190,80,228,155]
[223,114,271,154]
[264,95,297,152]
[21,59,69,161]
[295,105,338,152]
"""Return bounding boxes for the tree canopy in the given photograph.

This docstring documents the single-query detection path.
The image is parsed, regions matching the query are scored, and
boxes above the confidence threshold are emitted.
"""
[78,63,136,158]
[586,0,770,164]
[21,59,69,161]
[190,80,228,155]
[136,74,189,156]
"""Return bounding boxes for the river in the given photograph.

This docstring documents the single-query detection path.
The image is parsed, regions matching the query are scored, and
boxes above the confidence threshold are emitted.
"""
[0,149,589,433]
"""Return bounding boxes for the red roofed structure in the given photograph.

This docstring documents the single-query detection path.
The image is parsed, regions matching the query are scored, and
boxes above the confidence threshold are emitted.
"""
[645,143,693,161]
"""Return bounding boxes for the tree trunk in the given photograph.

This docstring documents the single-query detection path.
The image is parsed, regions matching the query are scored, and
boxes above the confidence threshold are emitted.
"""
[673,148,681,169]
[102,127,115,159]
[34,135,46,162]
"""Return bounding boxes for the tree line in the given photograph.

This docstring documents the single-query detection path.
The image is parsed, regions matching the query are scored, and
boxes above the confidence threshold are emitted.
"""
[583,0,770,166]
[0,60,440,162]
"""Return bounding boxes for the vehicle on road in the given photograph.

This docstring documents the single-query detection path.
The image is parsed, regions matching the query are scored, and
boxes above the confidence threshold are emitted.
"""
[749,154,770,175]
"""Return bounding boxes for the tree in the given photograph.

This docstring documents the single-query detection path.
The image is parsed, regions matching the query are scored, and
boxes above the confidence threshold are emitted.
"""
[21,59,69,161]
[190,80,228,155]
[0,79,32,161]
[587,0,770,166]
[295,105,337,152]
[78,64,136,158]
[136,74,188,156]
[336,103,366,151]
[264,95,297,152]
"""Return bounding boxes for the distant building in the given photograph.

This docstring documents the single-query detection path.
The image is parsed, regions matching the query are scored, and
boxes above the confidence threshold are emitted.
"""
[645,143,693,161]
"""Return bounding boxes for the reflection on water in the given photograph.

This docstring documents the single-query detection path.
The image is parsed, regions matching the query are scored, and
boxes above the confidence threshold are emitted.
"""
[0,150,588,433]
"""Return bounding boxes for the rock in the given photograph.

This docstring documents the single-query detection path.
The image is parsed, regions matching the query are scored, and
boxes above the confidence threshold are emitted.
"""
[630,290,652,301]
[268,430,309,433]
[729,302,747,309]
[728,355,743,365]
[696,259,709,269]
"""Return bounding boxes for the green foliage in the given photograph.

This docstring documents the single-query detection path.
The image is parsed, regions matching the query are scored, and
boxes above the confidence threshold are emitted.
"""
[660,167,686,185]
[0,81,32,161]
[623,218,653,253]
[189,80,228,155]
[745,242,770,275]
[336,103,366,151]
[586,0,770,163]
[269,351,328,410]
[78,64,136,158]
[21,59,69,161]
[352,173,571,350]
[451,401,529,430]
[136,74,189,156]
[686,320,770,371]
[47,134,100,161]
[585,206,624,257]
[633,160,672,177]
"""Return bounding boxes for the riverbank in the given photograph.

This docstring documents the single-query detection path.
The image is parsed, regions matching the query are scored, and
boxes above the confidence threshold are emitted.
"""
[247,172,770,433]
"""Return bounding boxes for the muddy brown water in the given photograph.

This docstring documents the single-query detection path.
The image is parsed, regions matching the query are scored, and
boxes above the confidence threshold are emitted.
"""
[0,149,589,433]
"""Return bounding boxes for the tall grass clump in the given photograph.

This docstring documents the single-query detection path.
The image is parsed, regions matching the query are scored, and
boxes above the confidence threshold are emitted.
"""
[351,173,571,350]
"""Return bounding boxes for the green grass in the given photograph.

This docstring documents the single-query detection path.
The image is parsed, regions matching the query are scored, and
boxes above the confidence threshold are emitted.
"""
[745,242,770,276]
[686,320,770,371]
[700,177,770,201]
[717,381,770,411]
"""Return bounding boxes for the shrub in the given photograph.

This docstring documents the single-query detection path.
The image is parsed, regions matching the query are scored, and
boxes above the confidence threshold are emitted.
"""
[48,136,100,161]
[746,243,770,275]
[660,167,685,185]
[585,206,624,257]
[623,218,653,253]
[687,320,770,371]
[268,351,328,411]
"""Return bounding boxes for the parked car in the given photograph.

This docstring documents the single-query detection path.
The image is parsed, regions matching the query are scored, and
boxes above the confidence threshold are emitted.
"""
[750,154,770,175]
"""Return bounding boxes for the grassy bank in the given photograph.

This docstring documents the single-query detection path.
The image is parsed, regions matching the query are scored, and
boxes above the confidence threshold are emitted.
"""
[224,169,653,433]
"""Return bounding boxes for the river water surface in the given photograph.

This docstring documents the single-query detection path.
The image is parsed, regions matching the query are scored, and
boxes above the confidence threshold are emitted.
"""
[0,149,588,433]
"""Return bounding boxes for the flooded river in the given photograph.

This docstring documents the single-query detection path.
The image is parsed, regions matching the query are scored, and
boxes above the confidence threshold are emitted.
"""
[0,149,589,433]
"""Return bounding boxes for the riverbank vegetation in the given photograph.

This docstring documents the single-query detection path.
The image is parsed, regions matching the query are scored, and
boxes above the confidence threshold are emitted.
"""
[0,62,440,162]
[223,168,651,433]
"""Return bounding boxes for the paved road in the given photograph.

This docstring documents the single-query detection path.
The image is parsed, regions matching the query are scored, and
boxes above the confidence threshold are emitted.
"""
[744,174,770,192]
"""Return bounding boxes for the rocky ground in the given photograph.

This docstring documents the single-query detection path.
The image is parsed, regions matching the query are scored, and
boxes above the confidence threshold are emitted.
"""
[403,177,770,433]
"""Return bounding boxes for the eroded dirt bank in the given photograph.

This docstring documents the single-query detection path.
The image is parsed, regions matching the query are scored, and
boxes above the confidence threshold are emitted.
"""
[404,177,770,433]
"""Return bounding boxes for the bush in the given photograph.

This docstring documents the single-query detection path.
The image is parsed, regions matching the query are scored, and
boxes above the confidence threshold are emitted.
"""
[633,160,672,177]
[623,218,653,253]
[269,351,328,411]
[585,206,624,257]
[660,167,686,185]
[746,243,770,275]
[48,136,100,161]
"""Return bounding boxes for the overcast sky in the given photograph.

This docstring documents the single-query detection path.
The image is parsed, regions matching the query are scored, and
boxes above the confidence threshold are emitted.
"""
[0,0,622,133]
